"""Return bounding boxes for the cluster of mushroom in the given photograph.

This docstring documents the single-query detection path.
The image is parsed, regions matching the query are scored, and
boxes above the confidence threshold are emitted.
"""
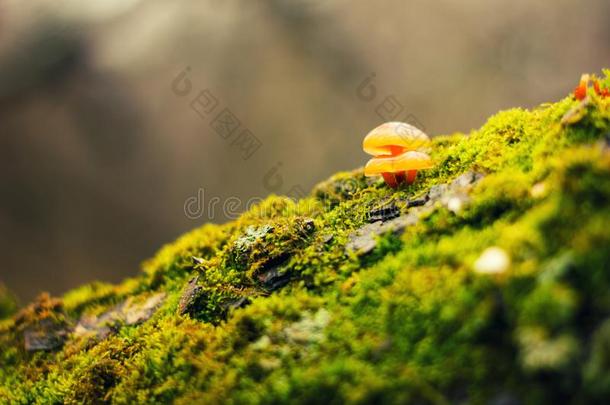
[573,73,609,100]
[363,122,433,188]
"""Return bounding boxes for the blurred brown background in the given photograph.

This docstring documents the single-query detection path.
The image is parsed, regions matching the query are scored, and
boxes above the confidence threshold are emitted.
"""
[1,0,609,302]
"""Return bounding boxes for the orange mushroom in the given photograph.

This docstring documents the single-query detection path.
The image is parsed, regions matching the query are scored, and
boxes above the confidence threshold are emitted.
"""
[363,122,433,188]
[573,74,589,101]
[573,73,610,100]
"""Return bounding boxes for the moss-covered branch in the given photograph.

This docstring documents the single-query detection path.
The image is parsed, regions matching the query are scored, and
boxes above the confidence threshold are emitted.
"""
[1,71,610,404]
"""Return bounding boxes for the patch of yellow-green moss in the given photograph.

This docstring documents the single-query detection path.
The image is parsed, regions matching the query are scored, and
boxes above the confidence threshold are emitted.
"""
[1,71,610,404]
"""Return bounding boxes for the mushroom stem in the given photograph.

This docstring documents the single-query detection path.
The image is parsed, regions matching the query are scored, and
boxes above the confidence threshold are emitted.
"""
[382,172,399,189]
[382,171,417,188]
[395,172,406,185]
[405,170,418,184]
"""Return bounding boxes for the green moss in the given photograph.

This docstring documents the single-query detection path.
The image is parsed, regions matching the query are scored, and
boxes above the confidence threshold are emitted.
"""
[0,284,18,320]
[1,71,610,404]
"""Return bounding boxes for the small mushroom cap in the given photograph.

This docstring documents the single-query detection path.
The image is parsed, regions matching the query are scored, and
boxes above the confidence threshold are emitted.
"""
[363,122,430,156]
[364,151,433,176]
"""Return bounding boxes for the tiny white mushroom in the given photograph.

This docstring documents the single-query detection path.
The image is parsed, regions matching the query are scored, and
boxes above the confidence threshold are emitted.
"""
[530,182,548,198]
[447,196,464,213]
[474,247,510,274]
